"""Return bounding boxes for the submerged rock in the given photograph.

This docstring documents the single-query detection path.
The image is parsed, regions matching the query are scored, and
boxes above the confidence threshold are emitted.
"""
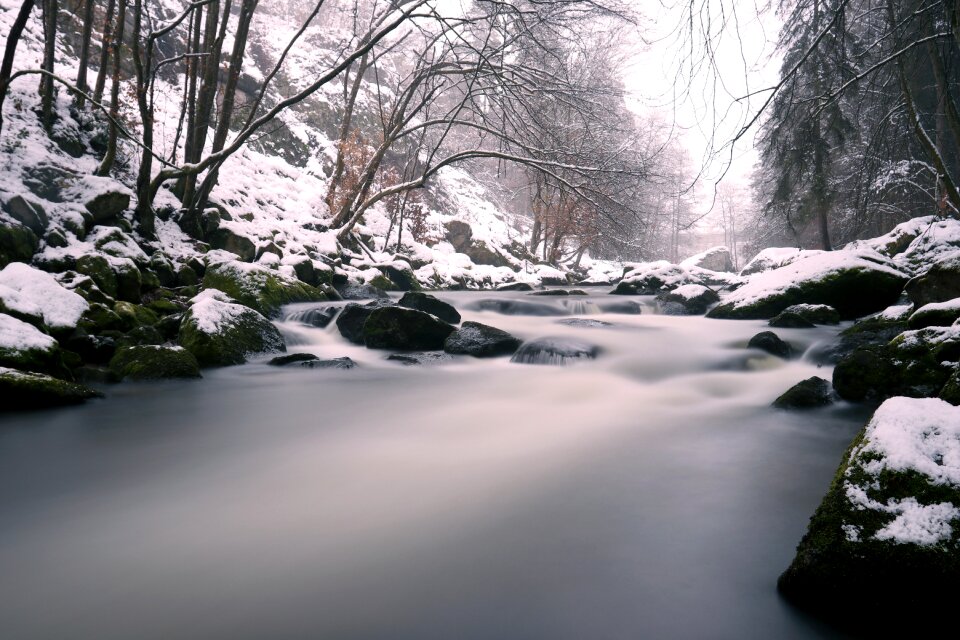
[778,397,960,629]
[362,307,455,350]
[178,290,285,367]
[444,321,521,357]
[108,345,201,381]
[387,352,451,366]
[557,318,613,328]
[773,377,832,409]
[0,366,102,411]
[300,356,356,370]
[747,331,793,359]
[398,291,461,324]
[470,299,566,316]
[510,337,599,365]
[268,353,319,366]
[284,305,339,328]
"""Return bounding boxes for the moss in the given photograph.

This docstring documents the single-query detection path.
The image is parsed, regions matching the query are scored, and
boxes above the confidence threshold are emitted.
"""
[362,307,456,350]
[0,220,39,268]
[145,297,184,316]
[78,302,125,333]
[941,369,960,405]
[76,255,118,298]
[113,301,159,331]
[201,262,327,318]
[109,345,201,380]
[368,274,396,291]
[0,367,102,411]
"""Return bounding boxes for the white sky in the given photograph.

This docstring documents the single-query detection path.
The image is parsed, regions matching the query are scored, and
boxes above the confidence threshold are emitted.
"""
[622,0,783,209]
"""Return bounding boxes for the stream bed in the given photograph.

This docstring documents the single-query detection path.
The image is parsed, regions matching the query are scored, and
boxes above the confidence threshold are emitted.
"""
[0,289,868,639]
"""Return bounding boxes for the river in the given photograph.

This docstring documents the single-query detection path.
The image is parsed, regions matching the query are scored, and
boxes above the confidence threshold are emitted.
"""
[0,289,867,639]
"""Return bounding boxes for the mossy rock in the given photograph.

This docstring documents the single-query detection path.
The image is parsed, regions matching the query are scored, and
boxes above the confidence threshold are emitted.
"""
[773,376,832,409]
[940,369,960,405]
[368,274,396,291]
[0,366,102,411]
[0,220,39,268]
[781,303,841,325]
[146,297,185,316]
[379,265,422,292]
[76,255,118,298]
[0,314,66,377]
[113,301,159,331]
[768,311,815,328]
[904,254,960,307]
[178,291,286,367]
[118,325,164,347]
[109,345,201,381]
[149,252,177,287]
[908,302,960,329]
[207,228,256,262]
[201,261,327,318]
[78,302,125,333]
[362,306,456,350]
[398,291,460,324]
[335,301,392,344]
[778,398,960,630]
[747,331,793,359]
[112,258,142,302]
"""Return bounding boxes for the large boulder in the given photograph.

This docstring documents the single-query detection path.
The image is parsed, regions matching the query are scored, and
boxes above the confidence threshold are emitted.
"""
[0,314,64,375]
[656,284,719,315]
[84,190,131,223]
[780,303,840,325]
[109,345,201,380]
[444,321,521,357]
[178,290,285,367]
[201,260,326,318]
[398,291,461,324]
[207,227,257,262]
[361,307,455,350]
[709,250,908,320]
[335,301,393,344]
[680,246,734,273]
[739,247,804,276]
[778,397,960,628]
[510,337,599,365]
[75,254,142,302]
[0,262,88,331]
[612,262,702,295]
[904,252,960,307]
[0,366,102,411]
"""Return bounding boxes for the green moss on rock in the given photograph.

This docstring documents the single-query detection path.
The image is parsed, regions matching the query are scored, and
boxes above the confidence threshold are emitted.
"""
[0,366,102,411]
[178,290,286,367]
[109,345,201,380]
[362,306,455,350]
[201,261,327,318]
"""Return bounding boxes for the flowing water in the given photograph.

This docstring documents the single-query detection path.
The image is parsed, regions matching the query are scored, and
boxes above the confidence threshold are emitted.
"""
[0,289,868,639]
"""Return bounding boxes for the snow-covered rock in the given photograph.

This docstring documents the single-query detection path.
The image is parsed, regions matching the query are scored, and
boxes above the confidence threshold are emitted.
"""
[178,290,286,367]
[201,259,328,318]
[0,262,88,330]
[612,261,704,295]
[0,313,61,374]
[680,246,734,273]
[908,298,960,329]
[778,397,960,622]
[739,247,805,276]
[709,249,908,319]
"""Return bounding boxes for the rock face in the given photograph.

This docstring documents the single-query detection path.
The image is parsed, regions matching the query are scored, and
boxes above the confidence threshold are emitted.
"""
[904,253,960,307]
[178,290,286,367]
[656,284,719,315]
[398,291,461,324]
[444,321,521,357]
[778,397,960,628]
[747,331,793,359]
[773,377,832,409]
[362,307,455,350]
[0,366,102,411]
[202,260,326,318]
[709,250,908,319]
[510,337,599,365]
[108,345,201,380]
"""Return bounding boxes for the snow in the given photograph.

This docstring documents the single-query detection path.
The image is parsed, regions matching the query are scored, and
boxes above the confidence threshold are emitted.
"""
[717,249,906,312]
[622,261,702,290]
[0,262,88,329]
[188,290,250,334]
[913,298,960,315]
[843,397,960,546]
[783,303,834,315]
[874,304,914,321]
[892,324,960,352]
[0,313,57,352]
[671,284,710,300]
[739,247,806,276]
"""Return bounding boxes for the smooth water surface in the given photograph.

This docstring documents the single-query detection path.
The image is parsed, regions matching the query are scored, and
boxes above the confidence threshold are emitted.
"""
[0,290,866,639]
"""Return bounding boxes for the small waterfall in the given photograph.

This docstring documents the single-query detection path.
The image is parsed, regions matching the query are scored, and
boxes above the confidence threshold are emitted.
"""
[561,299,601,315]
[510,337,600,365]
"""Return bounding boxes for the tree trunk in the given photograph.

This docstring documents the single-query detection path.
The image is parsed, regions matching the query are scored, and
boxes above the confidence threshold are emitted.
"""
[40,0,58,128]
[95,0,126,176]
[0,0,36,136]
[92,0,115,104]
[75,0,96,108]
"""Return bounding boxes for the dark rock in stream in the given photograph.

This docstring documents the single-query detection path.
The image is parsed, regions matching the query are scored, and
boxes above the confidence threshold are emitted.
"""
[444,321,522,357]
[268,353,319,366]
[768,312,816,328]
[300,357,356,370]
[0,368,103,410]
[495,282,534,292]
[773,377,832,409]
[362,307,456,350]
[747,331,793,359]
[598,300,643,315]
[336,283,390,300]
[510,337,599,365]
[108,345,201,381]
[528,289,588,297]
[336,300,394,344]
[398,291,461,324]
